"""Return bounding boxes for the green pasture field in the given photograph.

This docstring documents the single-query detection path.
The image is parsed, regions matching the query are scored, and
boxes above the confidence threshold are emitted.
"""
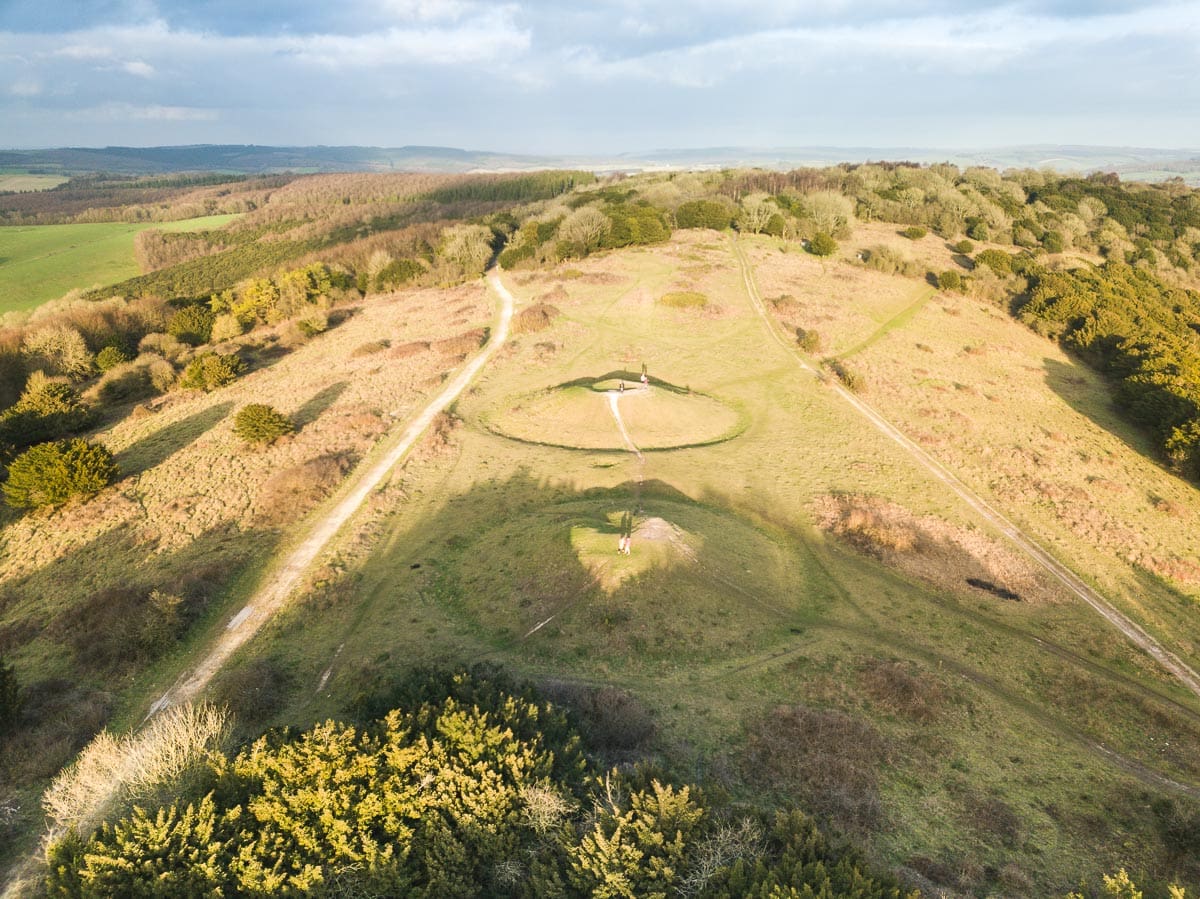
[205,232,1200,892]
[0,173,69,192]
[0,214,239,312]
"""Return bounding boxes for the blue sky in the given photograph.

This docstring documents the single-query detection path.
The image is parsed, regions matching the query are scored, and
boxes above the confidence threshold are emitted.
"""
[1,0,1198,152]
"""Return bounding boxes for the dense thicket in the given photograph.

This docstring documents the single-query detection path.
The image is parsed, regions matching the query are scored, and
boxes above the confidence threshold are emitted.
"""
[46,671,914,898]
[1018,262,1200,476]
[423,171,595,204]
[0,174,282,225]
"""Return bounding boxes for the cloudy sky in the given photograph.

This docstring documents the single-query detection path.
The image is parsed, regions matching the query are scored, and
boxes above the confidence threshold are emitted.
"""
[2,0,1198,152]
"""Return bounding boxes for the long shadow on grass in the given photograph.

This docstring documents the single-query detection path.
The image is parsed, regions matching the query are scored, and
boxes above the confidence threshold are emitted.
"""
[115,401,233,477]
[1042,356,1167,469]
[294,381,349,430]
[553,371,691,395]
[299,471,828,701]
[0,519,279,789]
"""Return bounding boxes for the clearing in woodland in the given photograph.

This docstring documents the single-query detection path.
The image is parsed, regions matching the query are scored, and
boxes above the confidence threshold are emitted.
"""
[0,214,239,312]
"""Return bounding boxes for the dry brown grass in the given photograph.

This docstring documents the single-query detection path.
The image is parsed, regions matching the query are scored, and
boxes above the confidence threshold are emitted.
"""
[858,658,947,723]
[254,453,355,526]
[390,340,431,359]
[433,327,487,357]
[42,702,229,838]
[814,493,1071,605]
[512,302,561,335]
[743,704,890,835]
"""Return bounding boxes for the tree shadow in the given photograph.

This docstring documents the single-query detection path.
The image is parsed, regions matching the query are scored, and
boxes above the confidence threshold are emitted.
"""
[115,401,233,477]
[0,519,280,788]
[1042,357,1162,462]
[552,370,690,395]
[294,382,349,430]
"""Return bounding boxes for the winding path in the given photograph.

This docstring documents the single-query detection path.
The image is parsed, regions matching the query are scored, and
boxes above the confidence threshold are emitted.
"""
[146,270,515,717]
[731,237,1200,702]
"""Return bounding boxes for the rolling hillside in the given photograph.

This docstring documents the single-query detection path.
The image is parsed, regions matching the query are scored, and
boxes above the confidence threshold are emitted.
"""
[3,168,1200,896]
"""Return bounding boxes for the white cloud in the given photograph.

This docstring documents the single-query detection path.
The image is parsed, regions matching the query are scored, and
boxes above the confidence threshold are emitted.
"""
[561,2,1200,87]
[122,60,155,77]
[71,102,218,121]
[9,79,41,96]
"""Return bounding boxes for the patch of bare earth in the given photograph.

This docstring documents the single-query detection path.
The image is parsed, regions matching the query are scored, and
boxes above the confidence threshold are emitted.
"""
[814,493,1071,605]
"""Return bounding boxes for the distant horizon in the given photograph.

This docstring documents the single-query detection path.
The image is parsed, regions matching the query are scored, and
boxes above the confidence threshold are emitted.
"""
[4,141,1200,155]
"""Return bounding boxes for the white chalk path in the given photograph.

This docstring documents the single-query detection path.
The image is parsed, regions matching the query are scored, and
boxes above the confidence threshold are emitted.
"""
[146,270,515,717]
[732,237,1200,702]
[606,389,644,461]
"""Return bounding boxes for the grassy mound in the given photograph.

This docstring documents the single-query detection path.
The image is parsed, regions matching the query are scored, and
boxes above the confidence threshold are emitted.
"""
[489,378,742,451]
[432,495,823,672]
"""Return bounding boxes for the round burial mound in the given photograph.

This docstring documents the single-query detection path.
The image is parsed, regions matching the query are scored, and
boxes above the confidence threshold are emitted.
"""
[489,378,743,451]
[438,497,823,671]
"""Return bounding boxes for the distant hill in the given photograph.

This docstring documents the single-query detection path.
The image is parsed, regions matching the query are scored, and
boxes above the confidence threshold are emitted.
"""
[2,143,1199,182]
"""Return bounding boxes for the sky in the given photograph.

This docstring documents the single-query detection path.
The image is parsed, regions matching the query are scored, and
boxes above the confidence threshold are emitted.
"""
[1,0,1198,153]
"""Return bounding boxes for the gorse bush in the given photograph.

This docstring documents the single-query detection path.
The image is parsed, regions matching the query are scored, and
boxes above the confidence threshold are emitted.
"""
[3,438,118,509]
[94,345,131,372]
[0,372,93,452]
[46,671,915,898]
[808,232,838,257]
[167,304,215,346]
[233,404,294,445]
[178,352,243,392]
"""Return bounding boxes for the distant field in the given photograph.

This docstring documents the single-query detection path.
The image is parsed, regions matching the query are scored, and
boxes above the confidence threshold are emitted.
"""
[0,214,239,312]
[0,173,69,192]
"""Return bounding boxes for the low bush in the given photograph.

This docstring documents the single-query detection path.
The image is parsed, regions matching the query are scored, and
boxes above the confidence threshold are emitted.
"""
[675,198,735,230]
[954,239,975,255]
[0,372,93,451]
[178,353,243,392]
[3,439,118,509]
[795,328,822,353]
[167,305,215,347]
[901,226,927,240]
[233,404,294,445]
[937,270,963,291]
[861,245,920,277]
[827,359,866,392]
[94,345,131,372]
[974,249,1015,275]
[808,232,838,257]
[94,362,154,404]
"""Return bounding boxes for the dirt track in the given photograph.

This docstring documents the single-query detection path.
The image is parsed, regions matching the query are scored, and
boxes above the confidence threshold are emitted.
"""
[145,271,515,718]
[731,237,1200,702]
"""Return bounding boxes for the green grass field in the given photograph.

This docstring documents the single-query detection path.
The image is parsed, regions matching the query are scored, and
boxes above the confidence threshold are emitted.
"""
[0,174,69,192]
[198,231,1200,893]
[0,214,239,312]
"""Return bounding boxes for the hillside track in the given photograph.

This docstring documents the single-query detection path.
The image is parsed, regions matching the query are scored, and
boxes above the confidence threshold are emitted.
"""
[145,270,515,718]
[731,237,1200,703]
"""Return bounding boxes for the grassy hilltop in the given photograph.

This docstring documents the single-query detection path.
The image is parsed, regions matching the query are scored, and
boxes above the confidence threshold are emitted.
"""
[1,166,1200,896]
